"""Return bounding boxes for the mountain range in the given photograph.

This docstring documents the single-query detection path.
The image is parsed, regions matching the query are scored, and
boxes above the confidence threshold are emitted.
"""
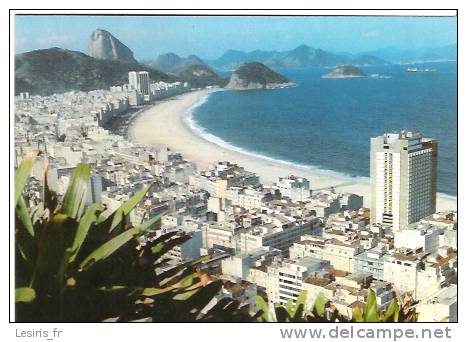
[208,44,457,70]
[176,64,227,88]
[209,44,390,70]
[146,53,229,87]
[150,53,205,74]
[15,28,457,96]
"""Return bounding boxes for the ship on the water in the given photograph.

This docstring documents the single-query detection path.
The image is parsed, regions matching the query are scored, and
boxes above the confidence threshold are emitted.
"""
[407,67,437,72]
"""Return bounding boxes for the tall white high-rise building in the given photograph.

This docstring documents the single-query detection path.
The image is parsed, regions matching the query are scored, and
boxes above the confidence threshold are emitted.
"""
[137,71,150,95]
[370,130,437,231]
[128,71,138,90]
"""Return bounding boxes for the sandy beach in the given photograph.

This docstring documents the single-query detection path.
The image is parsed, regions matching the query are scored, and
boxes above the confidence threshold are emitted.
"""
[128,89,457,211]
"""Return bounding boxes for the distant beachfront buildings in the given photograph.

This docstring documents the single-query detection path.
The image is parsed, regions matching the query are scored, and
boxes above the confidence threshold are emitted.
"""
[128,70,150,96]
[123,70,190,106]
[370,130,438,231]
[138,71,150,98]
[128,71,139,91]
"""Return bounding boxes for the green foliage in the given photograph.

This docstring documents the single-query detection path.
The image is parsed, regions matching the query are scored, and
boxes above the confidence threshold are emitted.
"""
[363,289,379,322]
[312,293,326,318]
[15,287,36,303]
[352,290,418,323]
[255,294,270,322]
[106,185,151,232]
[14,151,38,206]
[15,157,254,322]
[16,196,35,237]
[69,203,104,263]
[256,290,419,323]
[256,292,346,323]
[60,164,91,219]
[383,298,400,322]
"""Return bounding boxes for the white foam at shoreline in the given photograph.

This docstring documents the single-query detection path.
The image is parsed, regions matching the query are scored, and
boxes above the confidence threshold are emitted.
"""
[184,92,373,183]
[182,89,457,200]
[437,193,458,201]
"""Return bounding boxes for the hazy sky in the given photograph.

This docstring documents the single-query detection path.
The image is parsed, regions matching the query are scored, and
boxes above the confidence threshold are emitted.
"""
[15,15,457,60]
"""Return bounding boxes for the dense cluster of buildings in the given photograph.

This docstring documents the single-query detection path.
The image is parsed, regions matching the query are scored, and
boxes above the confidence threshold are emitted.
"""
[15,73,457,322]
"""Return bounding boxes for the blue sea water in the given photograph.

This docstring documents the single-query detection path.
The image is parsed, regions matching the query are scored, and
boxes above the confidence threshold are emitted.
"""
[192,62,457,196]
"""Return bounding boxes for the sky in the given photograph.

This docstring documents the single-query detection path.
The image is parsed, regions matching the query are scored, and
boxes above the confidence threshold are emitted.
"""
[15,15,457,60]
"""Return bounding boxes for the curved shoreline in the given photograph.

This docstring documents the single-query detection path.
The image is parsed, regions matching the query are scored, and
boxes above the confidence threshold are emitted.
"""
[128,89,457,211]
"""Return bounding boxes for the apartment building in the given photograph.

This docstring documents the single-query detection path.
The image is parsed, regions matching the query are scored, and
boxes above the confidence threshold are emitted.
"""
[370,130,437,230]
[289,235,363,273]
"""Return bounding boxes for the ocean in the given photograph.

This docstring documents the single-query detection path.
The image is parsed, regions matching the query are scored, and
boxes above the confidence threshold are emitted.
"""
[191,62,457,197]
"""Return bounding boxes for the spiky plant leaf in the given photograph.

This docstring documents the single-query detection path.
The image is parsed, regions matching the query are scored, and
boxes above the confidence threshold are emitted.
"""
[383,298,400,322]
[173,280,222,312]
[106,184,153,232]
[203,297,249,322]
[78,209,160,270]
[286,298,293,317]
[60,164,91,219]
[169,273,213,301]
[16,197,36,266]
[79,227,143,270]
[313,293,326,317]
[68,203,104,263]
[162,270,198,289]
[255,295,270,322]
[16,196,34,237]
[275,305,291,322]
[30,202,45,226]
[14,151,37,206]
[142,287,176,296]
[292,290,307,320]
[155,256,210,287]
[363,290,379,322]
[137,210,166,232]
[32,213,75,292]
[353,306,364,322]
[151,235,191,258]
[43,166,58,212]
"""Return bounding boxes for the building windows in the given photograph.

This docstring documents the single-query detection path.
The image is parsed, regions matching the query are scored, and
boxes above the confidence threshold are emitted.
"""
[279,272,296,279]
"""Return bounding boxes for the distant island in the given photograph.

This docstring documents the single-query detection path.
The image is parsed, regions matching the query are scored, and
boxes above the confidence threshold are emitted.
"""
[322,65,366,79]
[225,62,295,90]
